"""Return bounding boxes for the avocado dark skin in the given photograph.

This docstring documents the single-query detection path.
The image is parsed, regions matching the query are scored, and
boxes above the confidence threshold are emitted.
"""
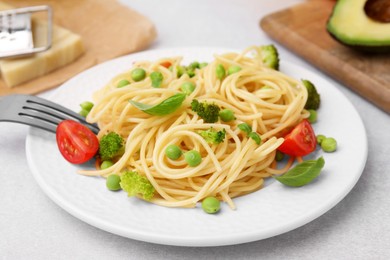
[327,0,390,53]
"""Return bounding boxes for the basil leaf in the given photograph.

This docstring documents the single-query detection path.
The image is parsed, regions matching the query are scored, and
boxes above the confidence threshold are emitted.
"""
[129,93,186,116]
[274,157,325,187]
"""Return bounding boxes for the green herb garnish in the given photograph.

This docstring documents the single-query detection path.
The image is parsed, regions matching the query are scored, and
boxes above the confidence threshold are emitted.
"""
[274,157,325,187]
[129,93,186,116]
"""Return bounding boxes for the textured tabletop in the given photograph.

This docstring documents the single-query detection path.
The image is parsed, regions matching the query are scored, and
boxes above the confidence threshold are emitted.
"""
[1,0,389,259]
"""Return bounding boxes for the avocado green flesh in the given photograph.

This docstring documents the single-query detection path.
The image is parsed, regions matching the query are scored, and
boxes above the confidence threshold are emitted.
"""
[327,0,390,50]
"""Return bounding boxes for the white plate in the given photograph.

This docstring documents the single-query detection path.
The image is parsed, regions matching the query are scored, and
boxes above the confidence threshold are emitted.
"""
[25,47,367,247]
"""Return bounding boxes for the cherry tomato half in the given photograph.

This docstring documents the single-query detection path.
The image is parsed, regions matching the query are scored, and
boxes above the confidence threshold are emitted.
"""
[278,119,317,157]
[160,61,172,68]
[56,120,99,164]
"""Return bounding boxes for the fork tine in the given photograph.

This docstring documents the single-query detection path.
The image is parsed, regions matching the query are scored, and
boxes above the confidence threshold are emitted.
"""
[16,113,58,133]
[0,95,57,132]
[0,94,100,134]
[24,95,100,134]
[22,104,76,123]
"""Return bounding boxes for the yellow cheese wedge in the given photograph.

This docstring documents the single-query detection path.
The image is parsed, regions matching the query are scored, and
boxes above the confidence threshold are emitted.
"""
[0,2,12,10]
[0,4,85,88]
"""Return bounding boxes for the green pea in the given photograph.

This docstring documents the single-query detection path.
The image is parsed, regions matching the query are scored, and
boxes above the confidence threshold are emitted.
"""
[237,123,252,135]
[188,61,200,70]
[150,71,164,88]
[181,82,196,95]
[275,150,284,161]
[216,64,226,80]
[321,137,337,152]
[79,108,89,117]
[219,109,235,122]
[176,66,185,78]
[101,160,114,170]
[199,62,208,69]
[308,109,317,123]
[227,65,241,75]
[131,68,146,82]
[186,68,196,78]
[165,144,182,160]
[117,79,130,88]
[261,85,272,90]
[316,134,326,145]
[80,101,94,112]
[248,132,261,145]
[202,197,221,214]
[106,174,121,191]
[184,150,202,167]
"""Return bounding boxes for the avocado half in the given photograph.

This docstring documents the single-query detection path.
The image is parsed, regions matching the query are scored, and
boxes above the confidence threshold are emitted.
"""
[327,0,390,52]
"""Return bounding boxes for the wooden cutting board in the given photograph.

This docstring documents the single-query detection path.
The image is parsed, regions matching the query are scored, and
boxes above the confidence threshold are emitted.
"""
[260,0,390,114]
[0,0,156,95]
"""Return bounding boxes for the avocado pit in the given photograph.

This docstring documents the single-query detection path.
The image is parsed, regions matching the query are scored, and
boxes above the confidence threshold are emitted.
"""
[364,0,390,23]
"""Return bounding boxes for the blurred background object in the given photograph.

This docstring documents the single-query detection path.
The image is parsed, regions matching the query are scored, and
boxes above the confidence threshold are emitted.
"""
[261,0,390,113]
[0,0,156,95]
[0,5,52,59]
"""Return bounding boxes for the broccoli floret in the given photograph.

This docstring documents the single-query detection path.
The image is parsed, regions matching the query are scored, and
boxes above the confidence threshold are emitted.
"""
[199,128,226,144]
[302,79,321,110]
[120,171,155,201]
[259,44,280,70]
[191,99,220,123]
[99,132,124,161]
[175,65,196,78]
[173,62,203,79]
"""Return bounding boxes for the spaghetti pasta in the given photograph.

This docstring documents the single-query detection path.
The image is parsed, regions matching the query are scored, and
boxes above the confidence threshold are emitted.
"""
[80,46,309,209]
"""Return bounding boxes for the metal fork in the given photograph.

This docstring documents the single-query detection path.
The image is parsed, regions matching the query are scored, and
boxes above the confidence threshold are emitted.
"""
[0,94,99,134]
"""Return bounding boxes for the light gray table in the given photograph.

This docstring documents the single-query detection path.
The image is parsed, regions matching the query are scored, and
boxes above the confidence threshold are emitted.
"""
[1,0,389,259]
